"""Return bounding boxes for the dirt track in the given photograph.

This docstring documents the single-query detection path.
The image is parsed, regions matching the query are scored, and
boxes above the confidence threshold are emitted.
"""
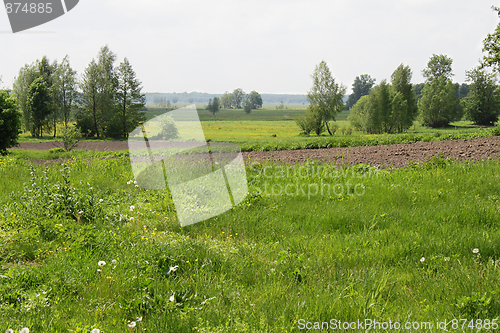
[10,136,500,168]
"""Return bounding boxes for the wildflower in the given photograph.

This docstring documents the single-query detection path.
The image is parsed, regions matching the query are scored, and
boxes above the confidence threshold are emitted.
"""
[78,210,83,215]
[136,316,143,322]
[99,199,104,203]
[473,248,479,254]
[20,329,29,333]
[91,329,100,333]
[6,329,14,333]
[112,259,117,265]
[128,321,136,328]
[420,257,425,263]
[127,181,132,185]
[130,205,135,212]
[98,261,106,267]
[130,217,135,221]
[135,185,139,188]
[97,269,102,273]
[134,180,138,184]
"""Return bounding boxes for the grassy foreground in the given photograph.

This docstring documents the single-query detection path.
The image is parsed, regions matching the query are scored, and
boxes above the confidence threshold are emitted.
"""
[1,154,500,332]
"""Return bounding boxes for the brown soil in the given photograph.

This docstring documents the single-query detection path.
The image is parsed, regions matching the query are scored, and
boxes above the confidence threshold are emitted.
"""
[10,136,500,168]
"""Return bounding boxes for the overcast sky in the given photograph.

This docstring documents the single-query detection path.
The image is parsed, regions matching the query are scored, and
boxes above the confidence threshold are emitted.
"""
[1,0,499,94]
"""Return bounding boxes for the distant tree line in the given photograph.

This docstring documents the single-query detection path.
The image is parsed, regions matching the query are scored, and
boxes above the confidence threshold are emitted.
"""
[11,45,145,139]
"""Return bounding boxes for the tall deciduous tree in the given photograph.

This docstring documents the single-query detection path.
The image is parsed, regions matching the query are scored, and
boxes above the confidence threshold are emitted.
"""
[418,76,458,127]
[462,67,500,126]
[12,63,38,134]
[391,64,418,132]
[307,60,346,135]
[220,91,232,108]
[53,55,78,131]
[208,97,220,116]
[232,88,245,109]
[0,90,21,154]
[78,59,101,137]
[481,6,500,73]
[27,77,51,137]
[248,91,263,109]
[113,58,145,138]
[422,54,454,82]
[346,74,375,109]
[96,46,117,131]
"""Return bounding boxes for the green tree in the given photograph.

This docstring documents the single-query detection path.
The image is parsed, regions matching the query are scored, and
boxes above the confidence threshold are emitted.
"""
[481,6,500,73]
[96,46,118,133]
[422,54,454,82]
[220,91,232,108]
[248,91,263,109]
[111,58,146,138]
[418,76,458,127]
[78,59,101,137]
[346,74,375,109]
[53,55,78,130]
[391,64,418,132]
[232,88,245,108]
[243,98,252,114]
[27,77,51,137]
[12,63,38,134]
[208,97,220,116]
[365,80,392,133]
[0,90,21,154]
[307,60,346,135]
[348,95,370,130]
[462,67,500,126]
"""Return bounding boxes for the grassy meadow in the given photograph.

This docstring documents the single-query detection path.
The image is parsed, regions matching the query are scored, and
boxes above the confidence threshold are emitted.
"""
[1,153,500,332]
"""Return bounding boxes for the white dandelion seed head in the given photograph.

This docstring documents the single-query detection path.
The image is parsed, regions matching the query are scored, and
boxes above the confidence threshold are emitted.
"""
[128,321,136,328]
[135,184,139,188]
[20,329,29,333]
[99,199,104,203]
[473,248,479,254]
[6,329,14,333]
[98,261,106,267]
[134,181,138,184]
[91,329,100,333]
[111,259,117,265]
[420,257,425,263]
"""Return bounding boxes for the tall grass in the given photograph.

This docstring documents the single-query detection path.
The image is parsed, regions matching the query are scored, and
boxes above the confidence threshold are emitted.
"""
[1,154,500,331]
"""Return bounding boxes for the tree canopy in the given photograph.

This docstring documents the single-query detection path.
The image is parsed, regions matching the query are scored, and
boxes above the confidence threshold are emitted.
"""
[0,90,21,154]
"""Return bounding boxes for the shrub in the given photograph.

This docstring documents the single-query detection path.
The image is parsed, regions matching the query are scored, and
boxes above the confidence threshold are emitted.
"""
[0,90,21,154]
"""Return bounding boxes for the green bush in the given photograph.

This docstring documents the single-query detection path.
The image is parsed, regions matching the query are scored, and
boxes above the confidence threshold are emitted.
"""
[0,90,21,154]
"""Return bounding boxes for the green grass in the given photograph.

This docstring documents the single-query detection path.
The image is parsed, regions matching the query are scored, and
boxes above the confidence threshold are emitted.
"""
[1,153,500,332]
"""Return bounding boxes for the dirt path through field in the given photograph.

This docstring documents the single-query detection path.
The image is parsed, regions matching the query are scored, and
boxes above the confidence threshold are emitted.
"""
[10,136,500,168]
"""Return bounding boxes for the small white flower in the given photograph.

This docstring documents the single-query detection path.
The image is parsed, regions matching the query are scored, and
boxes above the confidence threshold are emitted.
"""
[78,210,83,215]
[91,329,100,333]
[111,259,117,265]
[420,257,425,263]
[6,329,14,333]
[130,217,135,221]
[127,181,131,185]
[135,184,139,188]
[169,295,175,302]
[99,199,104,203]
[98,261,106,267]
[473,248,479,254]
[97,269,102,273]
[20,329,29,333]
[136,316,143,322]
[134,180,138,184]
[128,321,136,328]
[169,266,178,274]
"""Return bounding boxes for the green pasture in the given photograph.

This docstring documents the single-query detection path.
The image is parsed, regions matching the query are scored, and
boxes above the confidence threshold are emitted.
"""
[1,153,500,332]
